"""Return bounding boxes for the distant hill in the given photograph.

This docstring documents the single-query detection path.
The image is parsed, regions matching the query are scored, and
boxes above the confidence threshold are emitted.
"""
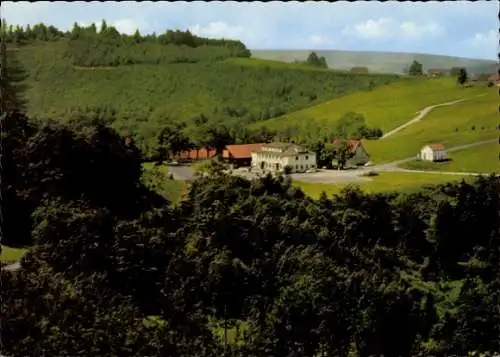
[251,50,497,75]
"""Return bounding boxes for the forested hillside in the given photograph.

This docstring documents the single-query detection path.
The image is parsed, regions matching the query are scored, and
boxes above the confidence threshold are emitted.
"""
[2,111,500,357]
[3,20,401,157]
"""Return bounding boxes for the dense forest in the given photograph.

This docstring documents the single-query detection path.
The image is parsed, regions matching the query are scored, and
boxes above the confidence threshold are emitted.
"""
[2,111,500,357]
[2,20,399,158]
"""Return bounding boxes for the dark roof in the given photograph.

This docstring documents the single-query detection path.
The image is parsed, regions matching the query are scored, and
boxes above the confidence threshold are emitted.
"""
[332,139,363,153]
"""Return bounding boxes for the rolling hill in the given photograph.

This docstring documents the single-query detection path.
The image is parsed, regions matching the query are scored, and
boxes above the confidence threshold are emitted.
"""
[400,142,499,174]
[251,49,498,75]
[250,76,491,139]
[7,36,400,157]
[362,91,498,163]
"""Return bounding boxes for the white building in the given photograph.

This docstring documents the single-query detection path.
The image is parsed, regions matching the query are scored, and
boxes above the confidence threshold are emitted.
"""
[419,144,447,162]
[251,143,317,173]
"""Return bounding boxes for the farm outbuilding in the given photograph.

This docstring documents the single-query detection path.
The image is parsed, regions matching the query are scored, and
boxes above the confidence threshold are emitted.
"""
[419,144,447,162]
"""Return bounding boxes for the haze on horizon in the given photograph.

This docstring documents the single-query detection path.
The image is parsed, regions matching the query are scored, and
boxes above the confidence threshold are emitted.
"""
[1,1,498,61]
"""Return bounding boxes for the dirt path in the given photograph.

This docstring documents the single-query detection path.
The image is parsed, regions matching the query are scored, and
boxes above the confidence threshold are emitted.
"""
[378,139,497,170]
[381,95,487,139]
[1,262,21,272]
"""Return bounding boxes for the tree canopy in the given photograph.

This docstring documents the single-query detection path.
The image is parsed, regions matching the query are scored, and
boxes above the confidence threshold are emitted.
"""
[2,111,500,357]
[408,60,423,76]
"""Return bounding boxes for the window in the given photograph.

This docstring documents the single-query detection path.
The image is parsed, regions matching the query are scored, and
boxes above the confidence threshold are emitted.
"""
[311,164,316,168]
[296,165,299,169]
[295,156,298,160]
[305,155,308,160]
[305,165,309,169]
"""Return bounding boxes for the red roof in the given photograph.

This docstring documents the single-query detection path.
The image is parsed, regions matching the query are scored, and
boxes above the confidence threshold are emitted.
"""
[178,148,217,160]
[350,66,369,73]
[427,68,444,74]
[426,143,445,151]
[332,139,362,153]
[223,143,265,159]
[488,74,500,82]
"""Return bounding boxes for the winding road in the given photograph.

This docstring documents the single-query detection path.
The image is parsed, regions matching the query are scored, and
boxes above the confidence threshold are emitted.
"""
[381,95,487,139]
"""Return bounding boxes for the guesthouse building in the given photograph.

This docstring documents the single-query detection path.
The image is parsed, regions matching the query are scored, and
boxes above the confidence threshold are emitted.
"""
[251,142,317,173]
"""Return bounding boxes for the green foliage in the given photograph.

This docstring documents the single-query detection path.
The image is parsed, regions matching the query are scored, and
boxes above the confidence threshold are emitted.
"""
[457,68,469,86]
[3,18,500,356]
[141,163,186,204]
[334,111,382,140]
[0,39,29,114]
[300,51,328,68]
[364,92,497,163]
[253,49,497,75]
[7,22,401,159]
[3,113,500,355]
[255,76,489,147]
[409,60,424,76]
[400,142,499,174]
[332,140,355,170]
[0,245,28,264]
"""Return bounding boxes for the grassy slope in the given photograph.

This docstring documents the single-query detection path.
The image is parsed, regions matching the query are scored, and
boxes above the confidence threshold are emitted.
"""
[251,49,497,75]
[400,142,499,173]
[294,172,469,199]
[141,163,187,205]
[13,41,399,124]
[1,246,28,264]
[251,77,488,135]
[363,90,498,163]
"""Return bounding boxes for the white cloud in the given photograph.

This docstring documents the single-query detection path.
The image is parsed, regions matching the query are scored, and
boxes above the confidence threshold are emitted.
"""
[399,22,443,39]
[308,35,330,46]
[113,19,140,35]
[468,29,498,48]
[342,18,394,40]
[342,18,443,41]
[188,22,245,40]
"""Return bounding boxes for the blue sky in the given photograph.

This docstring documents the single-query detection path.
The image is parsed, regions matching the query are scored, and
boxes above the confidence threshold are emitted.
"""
[1,1,498,60]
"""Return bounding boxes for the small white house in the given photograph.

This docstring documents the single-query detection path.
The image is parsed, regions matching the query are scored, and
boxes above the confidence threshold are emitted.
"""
[251,142,317,173]
[419,144,447,162]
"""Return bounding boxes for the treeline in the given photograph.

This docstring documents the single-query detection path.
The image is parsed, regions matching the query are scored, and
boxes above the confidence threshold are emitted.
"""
[1,19,251,66]
[2,112,500,357]
[293,51,329,69]
[79,110,381,162]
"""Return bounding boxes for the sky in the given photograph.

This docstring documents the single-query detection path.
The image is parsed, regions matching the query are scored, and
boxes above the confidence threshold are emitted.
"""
[1,1,498,60]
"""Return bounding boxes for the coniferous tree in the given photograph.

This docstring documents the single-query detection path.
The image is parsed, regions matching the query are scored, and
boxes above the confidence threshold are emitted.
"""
[0,19,28,115]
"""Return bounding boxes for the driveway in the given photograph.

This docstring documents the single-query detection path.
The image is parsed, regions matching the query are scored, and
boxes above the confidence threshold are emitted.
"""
[290,139,497,184]
[168,164,196,181]
[1,262,21,272]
